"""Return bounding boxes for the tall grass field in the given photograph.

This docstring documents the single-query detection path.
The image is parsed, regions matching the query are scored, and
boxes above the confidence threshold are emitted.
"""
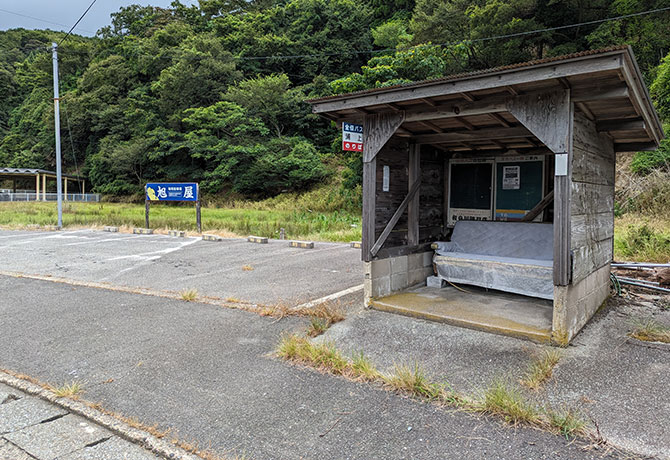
[0,201,362,242]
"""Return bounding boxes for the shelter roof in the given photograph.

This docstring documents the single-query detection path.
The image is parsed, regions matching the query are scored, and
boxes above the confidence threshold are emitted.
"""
[309,46,663,153]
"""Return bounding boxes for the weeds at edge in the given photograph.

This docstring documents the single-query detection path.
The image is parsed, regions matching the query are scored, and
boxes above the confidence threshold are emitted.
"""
[519,349,562,390]
[629,317,670,343]
[52,381,84,398]
[180,289,199,302]
[275,334,587,439]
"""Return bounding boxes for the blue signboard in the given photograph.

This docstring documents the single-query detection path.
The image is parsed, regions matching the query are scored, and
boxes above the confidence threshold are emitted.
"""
[146,183,198,201]
[342,122,363,152]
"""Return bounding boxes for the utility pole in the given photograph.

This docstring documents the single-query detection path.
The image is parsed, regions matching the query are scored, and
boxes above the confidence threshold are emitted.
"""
[51,42,63,228]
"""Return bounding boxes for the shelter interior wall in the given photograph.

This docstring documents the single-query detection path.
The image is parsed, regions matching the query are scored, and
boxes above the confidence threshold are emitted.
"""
[374,140,445,253]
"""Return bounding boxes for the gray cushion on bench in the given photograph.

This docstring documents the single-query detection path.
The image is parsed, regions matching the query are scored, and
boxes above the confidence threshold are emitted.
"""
[433,221,554,300]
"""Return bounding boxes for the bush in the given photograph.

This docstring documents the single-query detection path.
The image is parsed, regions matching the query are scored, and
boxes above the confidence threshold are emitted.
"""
[630,147,670,175]
[614,221,670,262]
[233,137,328,197]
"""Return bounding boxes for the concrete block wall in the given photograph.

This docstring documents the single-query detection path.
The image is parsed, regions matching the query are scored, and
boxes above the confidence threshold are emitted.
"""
[552,263,610,345]
[364,251,434,306]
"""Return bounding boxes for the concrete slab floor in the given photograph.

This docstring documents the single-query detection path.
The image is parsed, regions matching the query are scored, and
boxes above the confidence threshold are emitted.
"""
[370,285,553,343]
[322,293,670,460]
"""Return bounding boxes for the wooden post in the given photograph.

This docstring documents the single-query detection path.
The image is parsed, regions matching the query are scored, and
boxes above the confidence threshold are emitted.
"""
[145,200,150,229]
[408,143,420,246]
[36,174,39,201]
[553,103,574,286]
[82,180,85,195]
[64,178,68,201]
[42,174,46,201]
[362,158,376,262]
[12,179,16,193]
[196,200,202,233]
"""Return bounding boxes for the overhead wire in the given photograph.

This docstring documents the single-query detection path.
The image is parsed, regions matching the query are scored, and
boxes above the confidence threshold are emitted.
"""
[58,0,98,46]
[0,7,95,35]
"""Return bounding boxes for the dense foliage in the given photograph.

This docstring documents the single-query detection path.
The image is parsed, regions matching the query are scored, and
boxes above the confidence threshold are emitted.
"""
[1,0,670,197]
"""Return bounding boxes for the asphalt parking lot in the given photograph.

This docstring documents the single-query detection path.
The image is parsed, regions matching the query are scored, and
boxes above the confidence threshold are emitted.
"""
[0,229,363,305]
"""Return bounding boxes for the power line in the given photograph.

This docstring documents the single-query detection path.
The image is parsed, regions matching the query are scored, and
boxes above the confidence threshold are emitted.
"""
[0,7,95,35]
[237,5,670,61]
[59,0,99,45]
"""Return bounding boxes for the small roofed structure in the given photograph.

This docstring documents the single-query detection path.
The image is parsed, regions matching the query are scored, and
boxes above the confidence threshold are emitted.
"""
[0,168,86,201]
[308,46,663,345]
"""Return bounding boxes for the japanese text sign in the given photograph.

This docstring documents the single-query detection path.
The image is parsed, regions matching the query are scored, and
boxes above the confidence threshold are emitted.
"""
[146,183,198,202]
[342,122,363,152]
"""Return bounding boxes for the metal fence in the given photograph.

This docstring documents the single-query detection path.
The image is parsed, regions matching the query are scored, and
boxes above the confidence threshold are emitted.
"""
[0,192,100,202]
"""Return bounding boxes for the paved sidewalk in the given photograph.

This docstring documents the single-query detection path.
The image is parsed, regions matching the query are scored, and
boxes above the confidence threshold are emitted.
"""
[0,382,161,460]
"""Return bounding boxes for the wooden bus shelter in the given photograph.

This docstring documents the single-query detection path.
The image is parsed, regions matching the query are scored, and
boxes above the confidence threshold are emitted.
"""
[308,46,663,344]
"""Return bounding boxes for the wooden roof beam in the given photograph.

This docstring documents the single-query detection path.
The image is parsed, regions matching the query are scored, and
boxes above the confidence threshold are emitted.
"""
[576,102,595,121]
[596,119,645,133]
[459,92,475,102]
[488,113,512,128]
[454,117,475,131]
[505,85,519,95]
[413,126,532,144]
[614,142,656,152]
[418,121,444,133]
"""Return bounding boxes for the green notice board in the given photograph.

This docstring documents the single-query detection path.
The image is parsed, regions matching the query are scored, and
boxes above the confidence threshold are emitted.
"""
[494,159,544,220]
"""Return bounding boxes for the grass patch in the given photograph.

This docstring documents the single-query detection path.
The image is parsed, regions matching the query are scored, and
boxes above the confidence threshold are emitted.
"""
[383,363,443,400]
[550,408,588,439]
[629,317,670,343]
[350,352,382,382]
[277,334,349,375]
[520,349,562,390]
[306,318,329,337]
[52,381,84,398]
[614,215,670,263]
[479,378,539,425]
[180,289,199,302]
[0,198,361,243]
[275,336,588,439]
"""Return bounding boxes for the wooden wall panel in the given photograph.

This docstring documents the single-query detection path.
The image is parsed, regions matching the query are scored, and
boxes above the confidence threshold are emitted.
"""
[375,138,409,249]
[419,147,444,244]
[571,111,616,284]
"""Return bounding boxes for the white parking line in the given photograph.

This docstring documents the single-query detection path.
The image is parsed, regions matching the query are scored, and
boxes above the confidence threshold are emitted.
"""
[292,284,364,310]
[106,237,200,261]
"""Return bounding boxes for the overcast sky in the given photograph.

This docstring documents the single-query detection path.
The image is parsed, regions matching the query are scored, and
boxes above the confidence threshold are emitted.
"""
[0,1,199,36]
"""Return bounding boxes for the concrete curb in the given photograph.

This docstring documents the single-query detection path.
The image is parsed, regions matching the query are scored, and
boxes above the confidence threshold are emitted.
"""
[104,226,119,233]
[0,371,200,460]
[247,235,268,244]
[289,240,314,249]
[350,241,362,249]
[202,234,222,241]
[168,230,186,237]
[132,228,153,235]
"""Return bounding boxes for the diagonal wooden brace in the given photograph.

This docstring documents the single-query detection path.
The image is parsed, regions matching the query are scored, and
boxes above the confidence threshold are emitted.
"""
[370,178,422,257]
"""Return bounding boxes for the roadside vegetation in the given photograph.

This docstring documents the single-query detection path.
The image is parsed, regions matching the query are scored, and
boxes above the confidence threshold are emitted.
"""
[629,318,670,343]
[52,381,84,398]
[519,349,562,391]
[0,186,362,242]
[276,334,588,439]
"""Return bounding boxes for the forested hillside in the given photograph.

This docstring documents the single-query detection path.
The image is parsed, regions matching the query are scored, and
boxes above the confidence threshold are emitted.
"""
[1,0,669,200]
